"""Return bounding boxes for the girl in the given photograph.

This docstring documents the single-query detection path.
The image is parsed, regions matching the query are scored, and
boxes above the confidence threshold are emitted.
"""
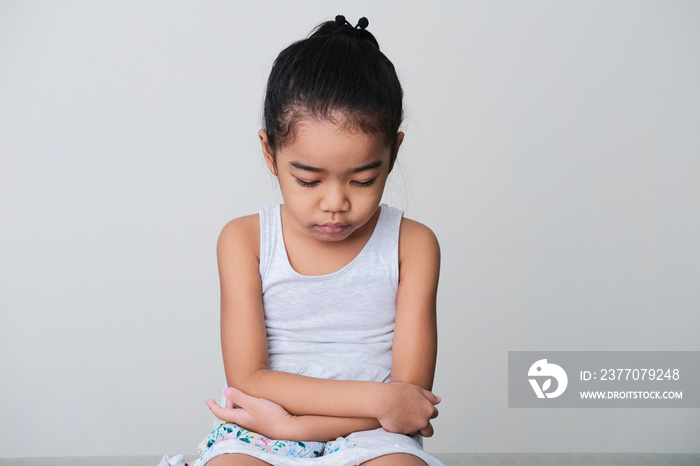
[194,15,443,466]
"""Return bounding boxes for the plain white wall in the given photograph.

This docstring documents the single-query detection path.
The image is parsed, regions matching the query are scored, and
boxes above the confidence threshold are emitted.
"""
[1,0,699,458]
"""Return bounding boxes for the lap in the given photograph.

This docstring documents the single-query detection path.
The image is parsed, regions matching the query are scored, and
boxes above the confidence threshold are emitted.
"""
[204,452,426,466]
[362,453,428,465]
[206,454,271,465]
[196,424,435,465]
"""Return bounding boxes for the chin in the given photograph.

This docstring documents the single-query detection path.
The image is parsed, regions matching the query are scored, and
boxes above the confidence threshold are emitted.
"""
[315,232,352,242]
[311,226,355,242]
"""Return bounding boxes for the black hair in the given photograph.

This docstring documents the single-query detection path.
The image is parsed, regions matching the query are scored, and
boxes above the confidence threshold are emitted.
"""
[263,15,403,164]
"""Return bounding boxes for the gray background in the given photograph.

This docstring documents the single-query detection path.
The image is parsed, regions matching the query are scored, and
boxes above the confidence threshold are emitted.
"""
[1,0,698,458]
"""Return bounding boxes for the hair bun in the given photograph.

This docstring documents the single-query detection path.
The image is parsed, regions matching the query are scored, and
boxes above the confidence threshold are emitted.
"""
[330,15,370,37]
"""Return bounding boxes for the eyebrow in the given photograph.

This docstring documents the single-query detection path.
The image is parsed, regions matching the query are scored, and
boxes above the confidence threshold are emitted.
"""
[290,160,383,174]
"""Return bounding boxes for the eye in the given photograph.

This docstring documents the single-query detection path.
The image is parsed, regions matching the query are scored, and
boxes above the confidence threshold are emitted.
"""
[295,178,319,188]
[352,178,377,187]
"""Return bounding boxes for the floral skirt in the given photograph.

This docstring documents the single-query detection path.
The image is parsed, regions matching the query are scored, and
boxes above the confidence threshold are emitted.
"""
[198,422,335,459]
[192,422,442,466]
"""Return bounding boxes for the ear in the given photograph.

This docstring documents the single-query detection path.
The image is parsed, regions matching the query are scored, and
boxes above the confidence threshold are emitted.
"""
[259,129,278,175]
[388,132,405,174]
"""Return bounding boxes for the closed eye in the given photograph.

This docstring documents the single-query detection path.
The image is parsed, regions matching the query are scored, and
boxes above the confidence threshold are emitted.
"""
[352,178,377,187]
[295,178,319,188]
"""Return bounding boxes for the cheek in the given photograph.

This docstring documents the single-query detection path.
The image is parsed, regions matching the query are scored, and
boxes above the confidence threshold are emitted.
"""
[278,175,302,194]
[282,183,318,208]
[356,187,385,212]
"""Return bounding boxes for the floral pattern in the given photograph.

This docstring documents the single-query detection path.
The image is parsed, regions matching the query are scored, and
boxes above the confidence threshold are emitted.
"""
[198,423,328,459]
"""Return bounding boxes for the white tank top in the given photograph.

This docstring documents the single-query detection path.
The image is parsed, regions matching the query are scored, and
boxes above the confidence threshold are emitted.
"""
[259,204,403,383]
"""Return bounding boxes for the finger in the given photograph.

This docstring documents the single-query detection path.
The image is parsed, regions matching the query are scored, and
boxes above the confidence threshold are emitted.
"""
[225,398,234,409]
[225,387,258,409]
[207,399,250,425]
[421,389,441,405]
[206,399,230,421]
[431,406,439,419]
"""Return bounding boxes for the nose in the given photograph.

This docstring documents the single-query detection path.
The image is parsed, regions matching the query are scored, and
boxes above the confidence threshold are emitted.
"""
[320,183,350,213]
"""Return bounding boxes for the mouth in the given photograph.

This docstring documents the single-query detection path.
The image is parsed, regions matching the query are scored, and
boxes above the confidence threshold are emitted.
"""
[317,223,348,234]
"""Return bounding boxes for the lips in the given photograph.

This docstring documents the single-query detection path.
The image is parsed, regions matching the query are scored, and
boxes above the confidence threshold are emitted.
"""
[317,223,348,234]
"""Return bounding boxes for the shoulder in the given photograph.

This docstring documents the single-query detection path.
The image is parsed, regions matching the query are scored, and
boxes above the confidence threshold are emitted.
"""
[217,214,260,261]
[219,214,260,243]
[398,217,440,268]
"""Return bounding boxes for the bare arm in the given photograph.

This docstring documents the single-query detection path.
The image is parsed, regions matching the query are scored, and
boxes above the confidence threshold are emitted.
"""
[384,218,441,435]
[215,216,438,439]
[207,387,379,441]
[393,218,439,390]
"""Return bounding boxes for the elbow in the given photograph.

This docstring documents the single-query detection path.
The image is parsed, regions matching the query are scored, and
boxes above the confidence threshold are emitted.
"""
[226,366,270,395]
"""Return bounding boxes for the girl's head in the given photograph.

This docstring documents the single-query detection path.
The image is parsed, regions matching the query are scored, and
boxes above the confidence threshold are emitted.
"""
[259,16,405,243]
[261,15,404,168]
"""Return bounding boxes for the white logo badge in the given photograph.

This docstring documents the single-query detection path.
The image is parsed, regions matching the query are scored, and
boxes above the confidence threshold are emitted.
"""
[528,359,568,399]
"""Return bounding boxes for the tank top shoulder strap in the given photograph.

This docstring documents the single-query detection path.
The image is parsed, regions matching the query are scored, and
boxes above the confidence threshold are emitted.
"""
[371,204,404,248]
[258,204,283,280]
[361,204,403,287]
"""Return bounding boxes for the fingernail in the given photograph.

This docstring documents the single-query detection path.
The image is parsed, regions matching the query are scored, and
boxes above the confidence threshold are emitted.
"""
[224,387,233,396]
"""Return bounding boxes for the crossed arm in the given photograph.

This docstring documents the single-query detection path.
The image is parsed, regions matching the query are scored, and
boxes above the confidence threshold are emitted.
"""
[206,215,441,442]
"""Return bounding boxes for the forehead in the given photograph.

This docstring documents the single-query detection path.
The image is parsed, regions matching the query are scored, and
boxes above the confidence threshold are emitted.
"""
[277,118,390,171]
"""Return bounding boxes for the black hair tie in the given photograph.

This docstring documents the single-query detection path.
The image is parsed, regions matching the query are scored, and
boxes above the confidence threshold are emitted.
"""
[334,15,349,27]
[333,15,369,36]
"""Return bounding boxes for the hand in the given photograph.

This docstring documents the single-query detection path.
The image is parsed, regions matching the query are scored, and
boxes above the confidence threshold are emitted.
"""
[376,382,440,437]
[206,387,296,439]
